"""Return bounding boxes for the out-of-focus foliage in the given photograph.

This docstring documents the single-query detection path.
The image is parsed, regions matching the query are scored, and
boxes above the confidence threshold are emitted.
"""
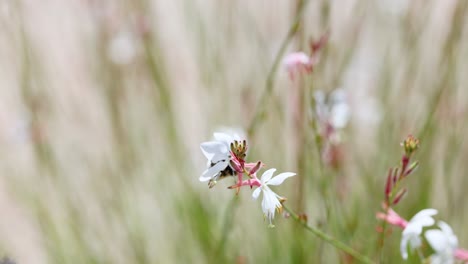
[0,0,467,263]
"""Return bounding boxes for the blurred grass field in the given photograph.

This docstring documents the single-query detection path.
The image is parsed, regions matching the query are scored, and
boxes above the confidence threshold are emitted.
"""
[1,0,468,263]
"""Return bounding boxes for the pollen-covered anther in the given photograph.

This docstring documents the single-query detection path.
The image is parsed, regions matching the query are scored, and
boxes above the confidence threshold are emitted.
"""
[276,205,283,214]
[230,140,248,158]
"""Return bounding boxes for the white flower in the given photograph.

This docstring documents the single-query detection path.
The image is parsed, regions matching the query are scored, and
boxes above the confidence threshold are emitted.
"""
[199,132,241,182]
[425,221,458,264]
[329,89,350,129]
[314,89,350,130]
[400,208,438,259]
[252,169,296,226]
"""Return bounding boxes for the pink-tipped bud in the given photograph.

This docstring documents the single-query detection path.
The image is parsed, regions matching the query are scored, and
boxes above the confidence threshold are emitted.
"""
[393,167,400,182]
[385,168,393,200]
[376,207,408,229]
[392,188,407,205]
[248,161,262,176]
[404,161,419,177]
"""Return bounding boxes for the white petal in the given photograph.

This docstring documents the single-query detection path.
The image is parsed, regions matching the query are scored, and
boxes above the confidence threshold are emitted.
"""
[438,221,454,237]
[213,132,234,145]
[426,229,449,253]
[252,187,261,199]
[400,234,410,259]
[199,161,229,182]
[438,221,458,248]
[410,208,438,224]
[429,254,452,264]
[330,88,347,104]
[403,223,423,237]
[260,168,276,183]
[200,141,227,159]
[261,188,281,221]
[266,172,296,186]
[211,152,230,164]
[330,103,350,129]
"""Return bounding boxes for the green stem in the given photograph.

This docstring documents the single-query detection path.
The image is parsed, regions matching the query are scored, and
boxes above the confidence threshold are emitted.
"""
[214,196,239,261]
[247,0,311,137]
[284,205,374,264]
[377,207,389,263]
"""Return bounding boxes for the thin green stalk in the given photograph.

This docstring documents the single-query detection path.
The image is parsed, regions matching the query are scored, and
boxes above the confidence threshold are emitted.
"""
[377,207,389,264]
[284,205,374,264]
[214,196,239,260]
[247,0,310,137]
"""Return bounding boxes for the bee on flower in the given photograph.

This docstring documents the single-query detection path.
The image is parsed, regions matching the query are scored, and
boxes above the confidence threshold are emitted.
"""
[199,130,297,227]
[199,131,244,188]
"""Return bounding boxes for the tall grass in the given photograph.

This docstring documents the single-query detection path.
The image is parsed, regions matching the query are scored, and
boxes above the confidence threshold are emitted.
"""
[0,0,467,263]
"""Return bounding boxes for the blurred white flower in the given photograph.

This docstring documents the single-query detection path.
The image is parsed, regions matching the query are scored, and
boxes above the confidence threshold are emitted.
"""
[400,208,438,259]
[199,132,241,182]
[329,89,351,129]
[108,30,138,65]
[425,221,458,264]
[314,89,351,130]
[252,168,296,227]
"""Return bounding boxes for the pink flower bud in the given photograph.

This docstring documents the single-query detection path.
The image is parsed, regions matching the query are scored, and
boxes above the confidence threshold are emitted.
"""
[392,188,407,205]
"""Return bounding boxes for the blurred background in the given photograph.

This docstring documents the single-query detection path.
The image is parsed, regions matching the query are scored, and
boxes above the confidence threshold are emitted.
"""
[1,0,468,263]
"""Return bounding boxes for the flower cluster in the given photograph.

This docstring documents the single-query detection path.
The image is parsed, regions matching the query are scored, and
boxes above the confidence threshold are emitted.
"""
[377,208,467,263]
[377,135,468,263]
[384,135,420,207]
[200,131,296,227]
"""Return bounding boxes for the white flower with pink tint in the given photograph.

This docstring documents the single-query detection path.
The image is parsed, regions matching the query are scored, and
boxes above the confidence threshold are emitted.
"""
[252,168,296,227]
[400,208,438,259]
[425,221,458,264]
[199,132,241,183]
[283,52,313,80]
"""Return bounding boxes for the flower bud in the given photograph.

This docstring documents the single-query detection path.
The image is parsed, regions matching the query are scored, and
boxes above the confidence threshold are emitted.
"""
[401,135,420,156]
[392,188,407,205]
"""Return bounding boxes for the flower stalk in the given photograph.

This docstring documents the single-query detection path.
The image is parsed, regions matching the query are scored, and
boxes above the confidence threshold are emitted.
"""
[283,205,374,264]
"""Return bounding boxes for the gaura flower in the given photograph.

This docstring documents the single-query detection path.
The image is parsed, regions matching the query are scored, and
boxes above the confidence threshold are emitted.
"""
[314,89,350,130]
[400,208,438,259]
[425,221,458,264]
[252,168,296,227]
[199,132,242,183]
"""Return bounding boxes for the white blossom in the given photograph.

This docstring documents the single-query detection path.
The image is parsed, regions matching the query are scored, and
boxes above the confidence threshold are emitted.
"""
[425,221,458,264]
[400,208,438,259]
[252,169,296,227]
[314,89,351,130]
[199,132,241,182]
